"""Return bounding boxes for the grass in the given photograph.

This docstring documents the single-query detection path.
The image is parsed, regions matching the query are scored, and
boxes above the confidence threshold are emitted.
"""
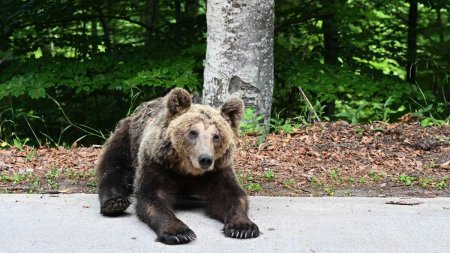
[309,176,321,187]
[0,171,40,193]
[263,170,275,181]
[1,96,106,148]
[45,164,59,189]
[245,182,263,192]
[270,111,300,134]
[324,186,334,196]
[358,177,367,184]
[342,189,352,196]
[329,169,340,183]
[24,149,38,162]
[397,174,448,190]
[283,178,296,188]
[398,174,416,187]
[0,173,30,185]
[368,170,378,181]
[423,162,440,170]
[368,169,385,182]
[355,127,365,135]
[264,165,449,196]
[436,176,448,190]
[418,178,433,188]
[0,165,98,193]
[240,108,265,135]
[237,172,264,193]
[65,168,95,182]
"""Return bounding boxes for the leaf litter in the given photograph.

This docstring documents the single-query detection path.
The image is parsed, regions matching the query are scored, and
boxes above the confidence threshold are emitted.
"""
[0,122,449,197]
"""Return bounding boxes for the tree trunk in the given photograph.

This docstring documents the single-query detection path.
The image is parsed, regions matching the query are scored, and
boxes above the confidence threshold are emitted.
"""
[406,0,418,84]
[203,0,275,124]
[99,15,111,54]
[185,0,200,20]
[91,19,98,55]
[94,5,112,54]
[175,0,182,23]
[322,0,339,66]
[435,7,444,44]
[321,0,340,119]
[145,0,159,47]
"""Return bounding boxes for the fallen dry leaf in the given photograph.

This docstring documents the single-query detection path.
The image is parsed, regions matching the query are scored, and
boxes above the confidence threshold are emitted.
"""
[440,161,450,170]
[0,150,12,157]
[0,122,449,197]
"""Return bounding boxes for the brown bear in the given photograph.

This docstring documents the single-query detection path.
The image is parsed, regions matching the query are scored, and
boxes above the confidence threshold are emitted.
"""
[96,88,259,245]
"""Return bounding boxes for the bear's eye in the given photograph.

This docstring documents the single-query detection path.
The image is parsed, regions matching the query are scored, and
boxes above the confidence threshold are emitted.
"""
[213,134,220,142]
[188,130,198,139]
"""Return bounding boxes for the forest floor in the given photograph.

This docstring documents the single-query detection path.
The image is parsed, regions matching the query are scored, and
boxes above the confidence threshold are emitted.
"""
[0,121,449,197]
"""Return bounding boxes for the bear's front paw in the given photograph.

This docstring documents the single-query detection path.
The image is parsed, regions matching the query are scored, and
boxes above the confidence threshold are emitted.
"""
[224,221,260,239]
[159,228,197,245]
[101,197,131,216]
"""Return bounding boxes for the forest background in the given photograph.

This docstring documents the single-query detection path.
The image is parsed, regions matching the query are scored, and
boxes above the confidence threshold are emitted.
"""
[0,0,449,147]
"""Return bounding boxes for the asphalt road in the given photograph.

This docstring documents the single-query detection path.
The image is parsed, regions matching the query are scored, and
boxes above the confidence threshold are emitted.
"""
[0,194,449,253]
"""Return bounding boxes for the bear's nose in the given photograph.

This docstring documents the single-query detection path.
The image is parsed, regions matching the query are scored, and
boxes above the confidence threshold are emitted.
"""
[198,154,213,170]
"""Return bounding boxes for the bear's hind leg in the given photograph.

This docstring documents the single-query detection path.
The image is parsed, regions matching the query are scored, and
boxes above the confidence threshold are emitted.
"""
[97,124,134,216]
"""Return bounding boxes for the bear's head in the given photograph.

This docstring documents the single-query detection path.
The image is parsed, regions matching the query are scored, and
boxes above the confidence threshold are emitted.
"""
[165,88,244,175]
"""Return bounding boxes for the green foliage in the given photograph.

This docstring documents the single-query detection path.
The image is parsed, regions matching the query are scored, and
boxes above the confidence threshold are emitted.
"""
[399,174,416,187]
[273,58,447,124]
[329,169,343,184]
[239,173,263,193]
[240,108,265,134]
[264,170,275,181]
[309,176,320,187]
[0,46,203,145]
[270,110,301,134]
[0,47,201,100]
[245,182,263,193]
[324,186,334,196]
[45,164,59,189]
[369,169,379,181]
[273,0,449,124]
[283,178,296,188]
[436,176,448,190]
[330,169,339,181]
[1,0,449,146]
[11,137,30,150]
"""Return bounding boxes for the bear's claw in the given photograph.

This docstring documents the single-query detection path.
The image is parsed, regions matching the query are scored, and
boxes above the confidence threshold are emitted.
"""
[101,197,131,216]
[224,222,260,239]
[159,228,197,245]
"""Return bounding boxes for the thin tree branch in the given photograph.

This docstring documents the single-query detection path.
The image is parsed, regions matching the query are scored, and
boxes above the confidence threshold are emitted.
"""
[18,14,152,30]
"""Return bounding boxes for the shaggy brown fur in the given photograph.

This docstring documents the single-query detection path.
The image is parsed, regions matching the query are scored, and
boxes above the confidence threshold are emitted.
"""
[96,88,259,245]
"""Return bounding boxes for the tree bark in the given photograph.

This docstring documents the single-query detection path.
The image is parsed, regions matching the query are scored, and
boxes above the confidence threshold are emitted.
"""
[174,0,182,23]
[145,0,159,47]
[322,0,339,66]
[185,0,200,20]
[203,0,275,123]
[321,0,340,119]
[91,19,98,55]
[435,7,444,44]
[406,0,418,84]
[94,5,112,54]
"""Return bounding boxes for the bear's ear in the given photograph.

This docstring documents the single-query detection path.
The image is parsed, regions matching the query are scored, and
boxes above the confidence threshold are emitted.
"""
[166,88,192,115]
[220,97,244,132]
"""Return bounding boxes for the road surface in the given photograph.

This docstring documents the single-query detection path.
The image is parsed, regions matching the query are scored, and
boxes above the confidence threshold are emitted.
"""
[0,194,449,253]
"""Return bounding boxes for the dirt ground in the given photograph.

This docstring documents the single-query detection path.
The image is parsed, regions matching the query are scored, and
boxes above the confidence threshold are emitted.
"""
[1,121,449,197]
